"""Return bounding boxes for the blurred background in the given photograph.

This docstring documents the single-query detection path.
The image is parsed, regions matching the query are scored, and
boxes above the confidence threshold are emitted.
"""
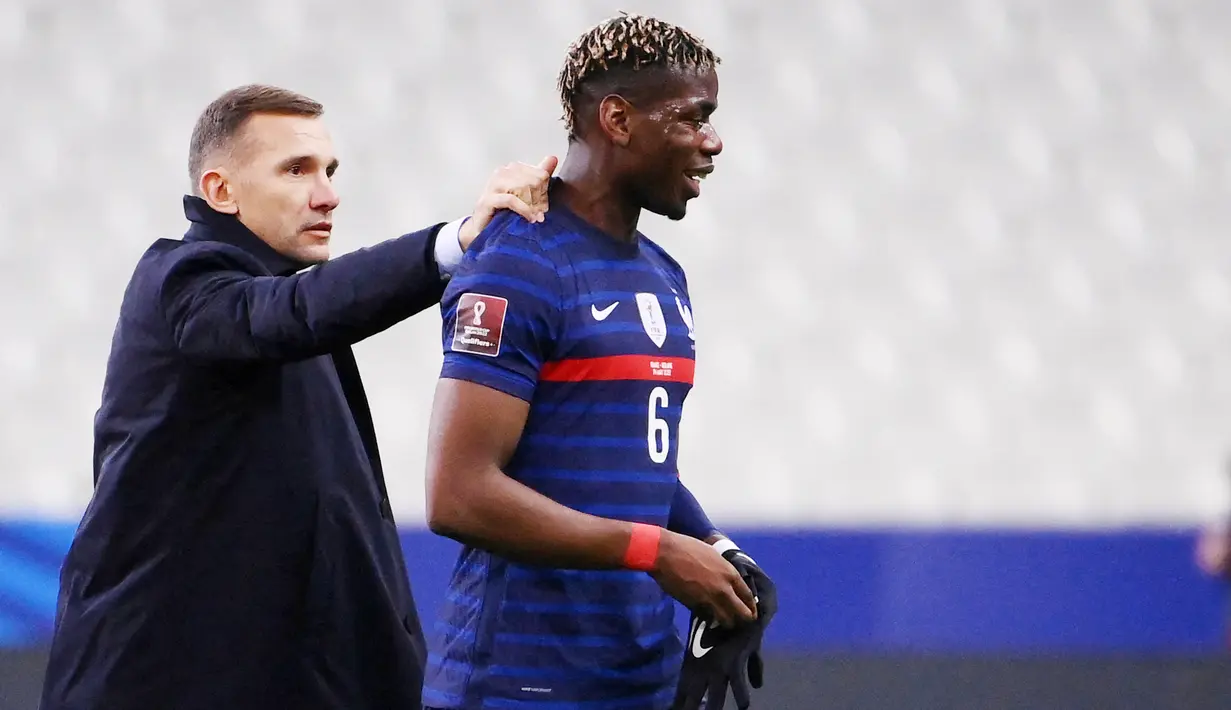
[3,0,1231,707]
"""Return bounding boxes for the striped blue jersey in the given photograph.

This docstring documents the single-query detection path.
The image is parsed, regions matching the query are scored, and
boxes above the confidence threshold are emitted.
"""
[423,204,699,710]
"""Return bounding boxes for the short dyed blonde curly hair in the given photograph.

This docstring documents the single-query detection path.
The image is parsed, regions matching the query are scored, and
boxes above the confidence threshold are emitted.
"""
[556,12,720,139]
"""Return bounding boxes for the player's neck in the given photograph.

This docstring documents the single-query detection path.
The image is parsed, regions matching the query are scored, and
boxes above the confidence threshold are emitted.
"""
[556,150,640,244]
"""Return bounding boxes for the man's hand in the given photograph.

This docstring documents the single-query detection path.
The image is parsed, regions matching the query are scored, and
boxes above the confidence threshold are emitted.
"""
[460,156,559,248]
[651,531,758,629]
[672,546,778,710]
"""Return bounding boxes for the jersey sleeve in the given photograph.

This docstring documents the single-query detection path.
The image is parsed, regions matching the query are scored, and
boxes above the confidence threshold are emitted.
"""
[438,214,562,402]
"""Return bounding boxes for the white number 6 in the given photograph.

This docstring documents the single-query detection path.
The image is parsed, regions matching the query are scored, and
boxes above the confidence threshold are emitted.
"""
[647,386,669,464]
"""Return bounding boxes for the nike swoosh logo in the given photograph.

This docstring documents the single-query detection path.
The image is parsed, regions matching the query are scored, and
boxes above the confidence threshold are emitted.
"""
[591,302,619,321]
[690,618,714,658]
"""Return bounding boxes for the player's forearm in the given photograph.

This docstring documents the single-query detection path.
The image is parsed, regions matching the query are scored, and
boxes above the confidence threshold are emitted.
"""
[427,463,639,570]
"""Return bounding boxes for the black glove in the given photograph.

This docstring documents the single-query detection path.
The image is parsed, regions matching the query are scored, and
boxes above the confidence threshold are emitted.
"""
[671,546,778,710]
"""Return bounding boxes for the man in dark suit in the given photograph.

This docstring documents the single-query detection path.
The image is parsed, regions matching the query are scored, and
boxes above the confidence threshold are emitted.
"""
[39,84,556,710]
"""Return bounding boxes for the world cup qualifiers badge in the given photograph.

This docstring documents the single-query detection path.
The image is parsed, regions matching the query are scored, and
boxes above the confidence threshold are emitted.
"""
[452,293,508,357]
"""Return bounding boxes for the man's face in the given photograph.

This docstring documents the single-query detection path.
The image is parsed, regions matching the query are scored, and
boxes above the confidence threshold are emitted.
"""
[625,68,723,221]
[223,113,340,264]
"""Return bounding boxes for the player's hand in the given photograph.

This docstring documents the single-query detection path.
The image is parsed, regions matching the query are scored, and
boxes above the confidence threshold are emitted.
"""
[720,546,777,624]
[460,155,559,249]
[672,549,778,710]
[651,532,757,628]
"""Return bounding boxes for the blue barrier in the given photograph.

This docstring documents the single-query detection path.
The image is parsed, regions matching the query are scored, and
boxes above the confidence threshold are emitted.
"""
[0,521,1225,652]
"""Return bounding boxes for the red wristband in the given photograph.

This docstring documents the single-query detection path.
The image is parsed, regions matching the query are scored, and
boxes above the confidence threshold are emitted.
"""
[624,523,662,572]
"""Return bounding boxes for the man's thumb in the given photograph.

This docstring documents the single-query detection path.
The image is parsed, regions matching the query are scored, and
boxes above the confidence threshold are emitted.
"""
[537,155,560,175]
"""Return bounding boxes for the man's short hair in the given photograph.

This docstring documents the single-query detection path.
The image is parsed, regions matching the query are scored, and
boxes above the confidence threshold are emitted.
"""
[556,13,720,140]
[188,84,324,191]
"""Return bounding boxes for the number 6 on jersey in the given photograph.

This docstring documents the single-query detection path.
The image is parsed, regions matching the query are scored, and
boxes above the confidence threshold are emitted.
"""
[647,386,670,464]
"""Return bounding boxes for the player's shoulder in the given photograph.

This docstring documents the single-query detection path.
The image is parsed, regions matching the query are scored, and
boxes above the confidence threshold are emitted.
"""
[638,234,689,282]
[471,210,576,255]
[463,211,577,270]
[466,207,611,271]
[445,212,579,308]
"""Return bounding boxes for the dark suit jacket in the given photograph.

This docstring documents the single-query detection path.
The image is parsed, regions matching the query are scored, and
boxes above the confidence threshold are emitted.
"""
[40,196,445,710]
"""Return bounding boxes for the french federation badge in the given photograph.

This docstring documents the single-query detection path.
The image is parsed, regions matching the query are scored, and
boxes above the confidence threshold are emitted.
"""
[636,292,668,348]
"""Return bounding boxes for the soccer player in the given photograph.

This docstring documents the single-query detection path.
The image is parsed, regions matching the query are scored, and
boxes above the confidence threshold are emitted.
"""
[421,14,775,710]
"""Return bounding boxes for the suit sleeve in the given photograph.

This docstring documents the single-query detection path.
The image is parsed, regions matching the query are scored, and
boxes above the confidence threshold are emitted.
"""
[438,213,561,402]
[160,224,447,363]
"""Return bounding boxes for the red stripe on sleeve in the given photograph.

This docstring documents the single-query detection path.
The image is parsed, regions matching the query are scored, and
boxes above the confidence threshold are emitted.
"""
[539,355,695,384]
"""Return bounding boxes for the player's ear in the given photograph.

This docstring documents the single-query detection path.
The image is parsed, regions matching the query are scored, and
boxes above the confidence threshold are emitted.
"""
[597,94,634,148]
[199,168,239,215]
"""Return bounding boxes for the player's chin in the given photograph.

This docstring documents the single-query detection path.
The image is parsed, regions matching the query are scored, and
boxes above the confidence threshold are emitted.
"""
[648,197,690,222]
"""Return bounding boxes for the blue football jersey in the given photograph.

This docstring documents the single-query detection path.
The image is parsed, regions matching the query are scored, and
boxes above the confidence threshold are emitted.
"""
[422,203,699,710]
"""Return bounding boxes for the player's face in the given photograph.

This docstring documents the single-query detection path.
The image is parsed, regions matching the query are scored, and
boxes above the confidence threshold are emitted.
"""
[227,113,340,264]
[628,68,722,221]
